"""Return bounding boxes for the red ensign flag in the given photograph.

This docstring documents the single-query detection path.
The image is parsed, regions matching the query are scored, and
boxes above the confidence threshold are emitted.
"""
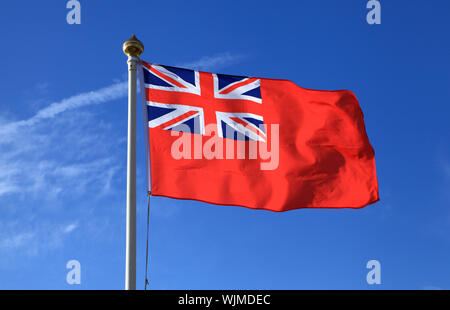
[140,62,379,212]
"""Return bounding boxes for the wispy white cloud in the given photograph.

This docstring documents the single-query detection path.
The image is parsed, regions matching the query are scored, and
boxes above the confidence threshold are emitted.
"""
[178,52,246,71]
[63,222,78,234]
[0,181,20,196]
[0,220,81,261]
[0,232,35,250]
[0,111,122,199]
[33,82,127,120]
[0,81,127,143]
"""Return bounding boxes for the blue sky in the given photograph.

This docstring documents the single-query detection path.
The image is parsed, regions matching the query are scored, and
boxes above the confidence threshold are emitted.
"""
[0,1,449,290]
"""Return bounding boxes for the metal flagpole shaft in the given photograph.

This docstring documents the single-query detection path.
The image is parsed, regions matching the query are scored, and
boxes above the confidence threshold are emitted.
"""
[122,35,144,290]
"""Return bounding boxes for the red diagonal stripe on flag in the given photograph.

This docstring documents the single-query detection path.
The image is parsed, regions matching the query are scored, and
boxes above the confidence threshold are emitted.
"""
[219,78,258,95]
[142,62,187,89]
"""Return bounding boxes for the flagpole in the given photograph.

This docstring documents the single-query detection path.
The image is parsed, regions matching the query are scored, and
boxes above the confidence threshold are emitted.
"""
[122,35,144,290]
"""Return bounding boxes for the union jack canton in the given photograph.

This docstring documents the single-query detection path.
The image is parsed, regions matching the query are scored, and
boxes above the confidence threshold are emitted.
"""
[141,61,266,142]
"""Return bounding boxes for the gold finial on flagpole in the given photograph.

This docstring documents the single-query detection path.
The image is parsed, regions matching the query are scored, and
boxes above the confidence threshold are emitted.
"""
[122,34,144,57]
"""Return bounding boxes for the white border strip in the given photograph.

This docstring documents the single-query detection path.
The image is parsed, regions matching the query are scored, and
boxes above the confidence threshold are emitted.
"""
[138,62,152,193]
